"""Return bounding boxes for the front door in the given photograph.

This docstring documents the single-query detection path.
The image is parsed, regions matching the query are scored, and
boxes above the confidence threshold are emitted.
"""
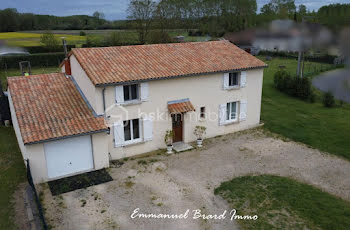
[172,114,183,143]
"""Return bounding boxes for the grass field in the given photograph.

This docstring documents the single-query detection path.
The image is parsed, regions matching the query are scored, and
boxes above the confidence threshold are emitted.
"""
[0,30,208,47]
[0,32,86,47]
[0,127,26,229]
[215,175,350,230]
[259,56,350,160]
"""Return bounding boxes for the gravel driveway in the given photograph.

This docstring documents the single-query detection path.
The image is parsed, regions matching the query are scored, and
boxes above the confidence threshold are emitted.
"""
[40,128,350,230]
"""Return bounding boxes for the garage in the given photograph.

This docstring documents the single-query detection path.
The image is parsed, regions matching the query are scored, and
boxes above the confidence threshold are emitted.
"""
[44,135,94,179]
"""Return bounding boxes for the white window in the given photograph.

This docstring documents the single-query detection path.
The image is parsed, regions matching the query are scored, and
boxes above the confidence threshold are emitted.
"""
[116,82,149,104]
[114,117,153,147]
[229,73,239,87]
[123,119,141,142]
[223,71,247,89]
[123,84,139,101]
[226,102,238,122]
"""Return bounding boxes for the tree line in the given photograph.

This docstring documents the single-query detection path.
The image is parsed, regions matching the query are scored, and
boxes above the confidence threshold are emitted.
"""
[0,1,349,37]
[0,9,127,32]
[127,0,350,44]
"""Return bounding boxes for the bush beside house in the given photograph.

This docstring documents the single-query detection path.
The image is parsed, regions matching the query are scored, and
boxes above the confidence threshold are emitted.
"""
[274,70,314,101]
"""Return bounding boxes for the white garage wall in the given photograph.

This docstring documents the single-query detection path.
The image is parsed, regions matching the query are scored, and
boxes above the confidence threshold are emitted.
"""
[23,132,109,184]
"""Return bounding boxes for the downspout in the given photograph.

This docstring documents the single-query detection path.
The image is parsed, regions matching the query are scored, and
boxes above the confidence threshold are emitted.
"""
[102,87,106,114]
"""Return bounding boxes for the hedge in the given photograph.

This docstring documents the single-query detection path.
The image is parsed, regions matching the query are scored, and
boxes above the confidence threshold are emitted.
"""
[0,53,65,69]
[259,50,337,64]
[24,45,75,54]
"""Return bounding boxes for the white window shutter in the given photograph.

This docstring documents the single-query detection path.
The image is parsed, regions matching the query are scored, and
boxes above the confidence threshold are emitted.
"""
[143,116,153,141]
[114,121,124,147]
[240,71,247,87]
[140,82,149,101]
[115,86,124,104]
[223,73,229,89]
[218,104,227,126]
[239,100,247,121]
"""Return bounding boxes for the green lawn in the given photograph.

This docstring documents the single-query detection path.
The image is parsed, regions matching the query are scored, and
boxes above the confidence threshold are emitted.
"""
[0,67,59,91]
[0,32,86,47]
[215,175,350,230]
[260,56,350,160]
[0,127,26,229]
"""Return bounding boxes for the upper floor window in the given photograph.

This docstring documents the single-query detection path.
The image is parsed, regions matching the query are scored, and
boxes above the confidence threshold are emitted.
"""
[223,71,246,90]
[229,73,239,87]
[123,84,139,101]
[116,82,149,105]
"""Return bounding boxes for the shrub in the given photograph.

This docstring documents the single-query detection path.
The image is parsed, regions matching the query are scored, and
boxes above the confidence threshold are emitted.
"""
[323,92,335,107]
[194,126,206,140]
[106,32,123,46]
[274,70,313,101]
[147,30,172,44]
[40,31,60,51]
[79,31,86,36]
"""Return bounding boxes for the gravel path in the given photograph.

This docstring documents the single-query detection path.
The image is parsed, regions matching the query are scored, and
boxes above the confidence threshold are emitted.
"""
[40,128,350,230]
[312,68,350,103]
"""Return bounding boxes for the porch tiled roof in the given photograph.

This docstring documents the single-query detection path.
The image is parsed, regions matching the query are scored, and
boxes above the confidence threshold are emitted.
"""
[168,99,195,114]
[7,73,108,144]
[71,40,267,86]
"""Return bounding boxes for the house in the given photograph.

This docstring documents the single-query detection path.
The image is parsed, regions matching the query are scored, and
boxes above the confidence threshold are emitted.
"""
[8,41,267,183]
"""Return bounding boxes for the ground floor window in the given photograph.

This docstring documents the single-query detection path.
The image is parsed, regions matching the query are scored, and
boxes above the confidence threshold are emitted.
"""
[226,102,238,122]
[123,119,140,141]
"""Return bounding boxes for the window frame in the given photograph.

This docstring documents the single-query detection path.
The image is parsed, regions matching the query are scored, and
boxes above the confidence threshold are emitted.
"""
[228,72,240,88]
[123,84,139,102]
[123,118,141,145]
[226,101,238,122]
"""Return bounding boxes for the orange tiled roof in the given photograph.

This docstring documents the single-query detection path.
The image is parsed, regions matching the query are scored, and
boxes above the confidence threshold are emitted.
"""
[8,73,108,144]
[71,40,267,86]
[168,100,195,114]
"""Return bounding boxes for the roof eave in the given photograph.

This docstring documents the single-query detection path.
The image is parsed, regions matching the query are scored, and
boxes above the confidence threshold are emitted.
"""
[95,65,268,87]
[24,128,109,146]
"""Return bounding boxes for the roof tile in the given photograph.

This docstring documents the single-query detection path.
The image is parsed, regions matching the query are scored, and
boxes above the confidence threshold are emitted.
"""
[72,40,267,86]
[8,73,108,144]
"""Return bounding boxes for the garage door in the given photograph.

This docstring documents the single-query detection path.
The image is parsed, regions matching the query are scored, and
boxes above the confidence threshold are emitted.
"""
[44,135,94,179]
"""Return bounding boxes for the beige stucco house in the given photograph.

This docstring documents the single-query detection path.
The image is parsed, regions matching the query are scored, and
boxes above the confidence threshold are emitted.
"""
[8,41,266,183]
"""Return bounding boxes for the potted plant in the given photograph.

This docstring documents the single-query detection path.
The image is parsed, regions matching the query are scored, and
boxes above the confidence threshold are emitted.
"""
[194,126,206,147]
[164,130,174,154]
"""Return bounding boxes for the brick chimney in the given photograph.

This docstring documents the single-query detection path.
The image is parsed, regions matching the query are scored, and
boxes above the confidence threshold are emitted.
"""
[64,58,71,75]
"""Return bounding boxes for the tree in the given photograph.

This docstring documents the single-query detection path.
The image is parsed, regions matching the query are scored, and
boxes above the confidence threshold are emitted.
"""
[93,11,105,20]
[128,0,156,44]
[260,0,296,20]
[40,31,60,51]
[0,8,19,32]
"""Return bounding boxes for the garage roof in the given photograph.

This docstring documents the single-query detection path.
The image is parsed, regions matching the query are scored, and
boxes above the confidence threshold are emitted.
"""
[71,40,267,86]
[8,73,108,145]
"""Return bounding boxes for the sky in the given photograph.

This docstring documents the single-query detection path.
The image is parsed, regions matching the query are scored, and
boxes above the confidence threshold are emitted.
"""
[0,0,349,20]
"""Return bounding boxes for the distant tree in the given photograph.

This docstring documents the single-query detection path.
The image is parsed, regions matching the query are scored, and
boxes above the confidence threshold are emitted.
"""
[40,31,59,51]
[299,4,307,15]
[0,8,19,32]
[93,11,105,20]
[127,0,156,44]
[260,0,296,20]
